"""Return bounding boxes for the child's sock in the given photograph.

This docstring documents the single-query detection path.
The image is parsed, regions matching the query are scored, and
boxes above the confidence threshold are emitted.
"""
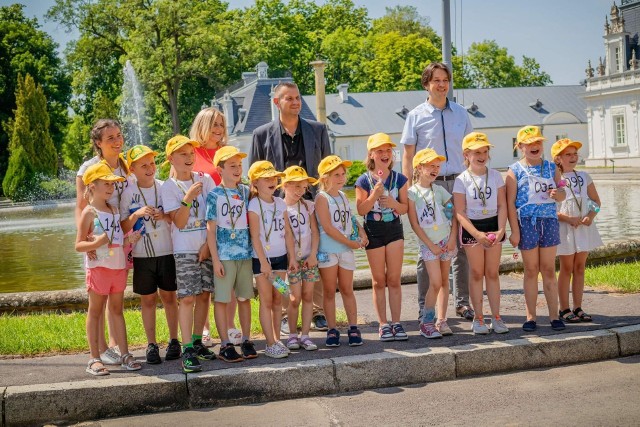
[183,342,193,351]
[494,314,502,320]
[289,333,298,339]
[422,307,436,324]
[300,334,310,341]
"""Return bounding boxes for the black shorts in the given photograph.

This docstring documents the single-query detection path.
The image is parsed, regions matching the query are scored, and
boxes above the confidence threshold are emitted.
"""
[363,217,404,250]
[459,216,506,246]
[252,254,288,274]
[132,255,177,295]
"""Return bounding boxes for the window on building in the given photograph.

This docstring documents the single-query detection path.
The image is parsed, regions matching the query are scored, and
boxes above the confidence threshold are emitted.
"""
[615,47,621,72]
[614,115,626,146]
[512,137,518,158]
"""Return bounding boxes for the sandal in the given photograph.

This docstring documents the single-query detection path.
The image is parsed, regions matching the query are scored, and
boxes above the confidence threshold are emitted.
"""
[120,353,142,371]
[573,307,593,322]
[86,358,109,376]
[456,305,475,320]
[559,308,580,323]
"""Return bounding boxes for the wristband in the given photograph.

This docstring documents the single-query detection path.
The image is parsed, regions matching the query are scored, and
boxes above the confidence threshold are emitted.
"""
[181,200,192,208]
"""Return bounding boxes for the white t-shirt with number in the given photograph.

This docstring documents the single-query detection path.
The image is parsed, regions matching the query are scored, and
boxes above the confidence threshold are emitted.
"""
[407,183,451,243]
[120,178,173,258]
[248,196,287,259]
[286,200,315,259]
[161,172,215,254]
[453,169,504,220]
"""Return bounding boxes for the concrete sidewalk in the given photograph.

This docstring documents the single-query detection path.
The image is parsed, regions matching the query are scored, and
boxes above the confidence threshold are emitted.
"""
[2,275,640,426]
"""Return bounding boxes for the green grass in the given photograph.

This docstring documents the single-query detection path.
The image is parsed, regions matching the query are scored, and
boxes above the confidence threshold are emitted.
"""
[584,261,640,293]
[0,298,348,356]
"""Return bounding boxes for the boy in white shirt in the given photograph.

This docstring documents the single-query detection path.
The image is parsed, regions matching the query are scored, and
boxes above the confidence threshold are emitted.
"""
[121,145,180,364]
[161,135,216,373]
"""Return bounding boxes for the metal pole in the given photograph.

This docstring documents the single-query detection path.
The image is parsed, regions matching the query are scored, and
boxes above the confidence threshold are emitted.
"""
[442,0,453,99]
[309,60,327,124]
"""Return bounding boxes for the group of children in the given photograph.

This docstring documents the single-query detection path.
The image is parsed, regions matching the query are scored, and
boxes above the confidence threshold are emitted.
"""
[76,120,602,376]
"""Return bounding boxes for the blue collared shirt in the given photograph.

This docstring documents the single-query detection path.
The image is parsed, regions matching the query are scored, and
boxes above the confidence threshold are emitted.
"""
[400,98,473,176]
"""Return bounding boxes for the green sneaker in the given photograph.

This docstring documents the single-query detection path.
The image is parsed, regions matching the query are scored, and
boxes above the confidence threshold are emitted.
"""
[181,347,202,373]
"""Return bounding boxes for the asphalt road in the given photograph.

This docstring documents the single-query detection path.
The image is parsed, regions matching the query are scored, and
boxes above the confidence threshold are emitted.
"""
[81,355,640,426]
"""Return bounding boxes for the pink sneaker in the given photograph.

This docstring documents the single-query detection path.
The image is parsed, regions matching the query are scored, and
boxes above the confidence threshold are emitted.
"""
[420,322,443,339]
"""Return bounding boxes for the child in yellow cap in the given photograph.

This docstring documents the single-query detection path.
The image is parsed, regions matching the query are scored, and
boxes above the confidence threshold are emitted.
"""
[248,160,297,359]
[280,165,320,351]
[453,132,508,335]
[552,139,602,323]
[205,146,257,362]
[354,133,409,342]
[76,161,142,376]
[407,148,457,339]
[506,125,566,333]
[119,145,180,365]
[161,135,217,373]
[315,155,368,347]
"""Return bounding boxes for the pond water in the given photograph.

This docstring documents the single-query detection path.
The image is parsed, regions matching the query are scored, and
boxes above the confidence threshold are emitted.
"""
[0,180,638,293]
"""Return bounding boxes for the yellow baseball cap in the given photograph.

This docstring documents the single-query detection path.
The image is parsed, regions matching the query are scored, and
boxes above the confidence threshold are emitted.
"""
[82,161,126,185]
[248,160,285,181]
[551,138,583,158]
[318,155,352,176]
[516,125,546,145]
[367,133,397,151]
[280,165,318,186]
[462,132,494,151]
[126,145,158,168]
[165,135,198,157]
[412,148,446,169]
[213,145,247,166]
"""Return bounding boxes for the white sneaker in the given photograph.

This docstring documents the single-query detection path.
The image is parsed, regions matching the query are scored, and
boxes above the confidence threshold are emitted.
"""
[275,340,291,354]
[472,319,490,335]
[436,319,453,336]
[228,328,242,345]
[490,318,510,334]
[280,317,290,336]
[264,343,288,359]
[100,346,121,365]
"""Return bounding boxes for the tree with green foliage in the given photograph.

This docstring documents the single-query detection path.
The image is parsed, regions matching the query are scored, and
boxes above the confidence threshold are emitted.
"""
[3,74,57,200]
[461,40,552,88]
[0,4,70,194]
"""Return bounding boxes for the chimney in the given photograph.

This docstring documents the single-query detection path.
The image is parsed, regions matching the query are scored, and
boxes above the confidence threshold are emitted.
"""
[310,60,327,124]
[256,61,269,79]
[221,91,234,136]
[337,83,349,103]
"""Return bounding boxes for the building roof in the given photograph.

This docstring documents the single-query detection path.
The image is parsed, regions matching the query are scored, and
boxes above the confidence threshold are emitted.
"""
[302,85,587,137]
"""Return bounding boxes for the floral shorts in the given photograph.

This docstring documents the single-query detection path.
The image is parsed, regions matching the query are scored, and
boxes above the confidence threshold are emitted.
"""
[288,258,321,285]
[419,236,458,262]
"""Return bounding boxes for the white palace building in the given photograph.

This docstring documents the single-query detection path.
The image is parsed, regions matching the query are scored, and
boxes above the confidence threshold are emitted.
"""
[584,0,640,167]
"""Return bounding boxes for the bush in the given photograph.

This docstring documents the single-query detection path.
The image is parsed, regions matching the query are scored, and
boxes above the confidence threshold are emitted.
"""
[346,160,367,186]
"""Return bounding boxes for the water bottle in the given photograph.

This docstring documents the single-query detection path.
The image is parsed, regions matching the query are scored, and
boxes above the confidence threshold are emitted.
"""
[93,218,104,234]
[587,198,600,214]
[129,203,146,235]
[444,202,454,220]
[349,216,360,241]
[270,274,290,296]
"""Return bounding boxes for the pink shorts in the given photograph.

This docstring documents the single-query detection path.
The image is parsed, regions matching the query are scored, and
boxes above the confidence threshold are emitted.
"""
[86,267,127,295]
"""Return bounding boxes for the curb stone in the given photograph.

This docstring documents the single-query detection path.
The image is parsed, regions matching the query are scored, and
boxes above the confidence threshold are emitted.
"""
[2,326,640,426]
[611,324,640,356]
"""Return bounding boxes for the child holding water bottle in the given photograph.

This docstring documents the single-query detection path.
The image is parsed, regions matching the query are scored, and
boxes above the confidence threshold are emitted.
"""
[453,133,509,335]
[506,126,566,332]
[248,161,297,359]
[407,148,458,339]
[552,139,603,323]
[76,161,142,375]
[315,155,368,347]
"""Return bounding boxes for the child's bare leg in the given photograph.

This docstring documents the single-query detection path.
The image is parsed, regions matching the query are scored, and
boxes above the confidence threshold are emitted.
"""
[140,293,158,344]
[87,291,108,359]
[337,268,356,325]
[571,252,589,309]
[193,291,211,336]
[521,248,541,321]
[159,289,179,340]
[301,281,315,336]
[256,276,276,345]
[320,265,339,329]
[438,260,451,320]
[385,239,404,323]
[484,244,503,317]
[539,246,559,321]
[178,295,195,343]
[558,254,574,311]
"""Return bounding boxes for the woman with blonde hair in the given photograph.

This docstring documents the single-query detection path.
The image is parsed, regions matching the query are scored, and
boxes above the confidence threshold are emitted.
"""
[190,107,228,185]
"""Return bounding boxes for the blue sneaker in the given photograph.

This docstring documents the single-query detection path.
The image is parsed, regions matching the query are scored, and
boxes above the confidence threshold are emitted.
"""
[550,319,566,331]
[348,326,363,346]
[326,328,340,347]
[522,320,537,332]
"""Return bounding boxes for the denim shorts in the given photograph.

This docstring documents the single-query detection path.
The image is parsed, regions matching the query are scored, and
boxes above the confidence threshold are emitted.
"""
[252,254,288,275]
[518,217,560,250]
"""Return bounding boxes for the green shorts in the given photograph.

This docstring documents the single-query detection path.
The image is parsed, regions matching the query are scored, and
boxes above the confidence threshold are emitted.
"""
[214,259,254,303]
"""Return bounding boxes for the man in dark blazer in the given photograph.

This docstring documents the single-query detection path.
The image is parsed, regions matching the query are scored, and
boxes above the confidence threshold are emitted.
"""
[250,81,331,333]
[250,82,331,195]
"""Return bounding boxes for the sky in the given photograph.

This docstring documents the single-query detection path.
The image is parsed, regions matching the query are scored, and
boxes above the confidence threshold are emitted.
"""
[5,0,615,86]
